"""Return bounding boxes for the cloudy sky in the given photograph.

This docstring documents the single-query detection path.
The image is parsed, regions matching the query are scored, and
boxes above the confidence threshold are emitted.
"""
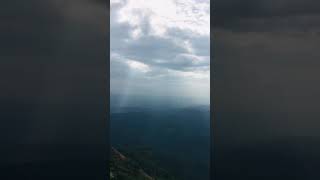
[110,0,210,106]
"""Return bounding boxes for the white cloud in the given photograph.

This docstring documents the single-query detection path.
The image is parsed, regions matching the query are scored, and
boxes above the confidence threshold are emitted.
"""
[110,0,210,104]
[126,60,151,73]
[115,0,210,36]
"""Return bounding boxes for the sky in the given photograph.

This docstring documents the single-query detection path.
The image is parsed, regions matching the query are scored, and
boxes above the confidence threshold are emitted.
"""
[110,0,210,106]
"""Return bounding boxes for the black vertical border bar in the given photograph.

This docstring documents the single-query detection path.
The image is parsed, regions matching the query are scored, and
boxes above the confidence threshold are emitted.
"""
[0,0,110,179]
[106,0,111,179]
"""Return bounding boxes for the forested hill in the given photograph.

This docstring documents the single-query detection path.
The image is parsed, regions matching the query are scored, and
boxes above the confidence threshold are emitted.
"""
[110,147,177,180]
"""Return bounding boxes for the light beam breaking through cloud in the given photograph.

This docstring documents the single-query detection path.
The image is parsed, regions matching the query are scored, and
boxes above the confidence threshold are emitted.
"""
[111,0,210,106]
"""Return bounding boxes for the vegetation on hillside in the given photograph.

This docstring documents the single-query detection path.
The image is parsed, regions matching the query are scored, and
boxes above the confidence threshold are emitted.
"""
[110,147,177,180]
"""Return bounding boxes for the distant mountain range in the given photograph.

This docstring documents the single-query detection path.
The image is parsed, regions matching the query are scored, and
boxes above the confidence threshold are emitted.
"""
[110,105,210,180]
[110,94,209,111]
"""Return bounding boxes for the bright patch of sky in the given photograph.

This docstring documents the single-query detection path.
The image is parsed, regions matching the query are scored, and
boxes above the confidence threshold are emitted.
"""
[111,0,210,106]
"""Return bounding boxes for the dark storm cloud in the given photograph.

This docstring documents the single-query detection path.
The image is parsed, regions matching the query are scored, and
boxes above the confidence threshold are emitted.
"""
[0,0,108,167]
